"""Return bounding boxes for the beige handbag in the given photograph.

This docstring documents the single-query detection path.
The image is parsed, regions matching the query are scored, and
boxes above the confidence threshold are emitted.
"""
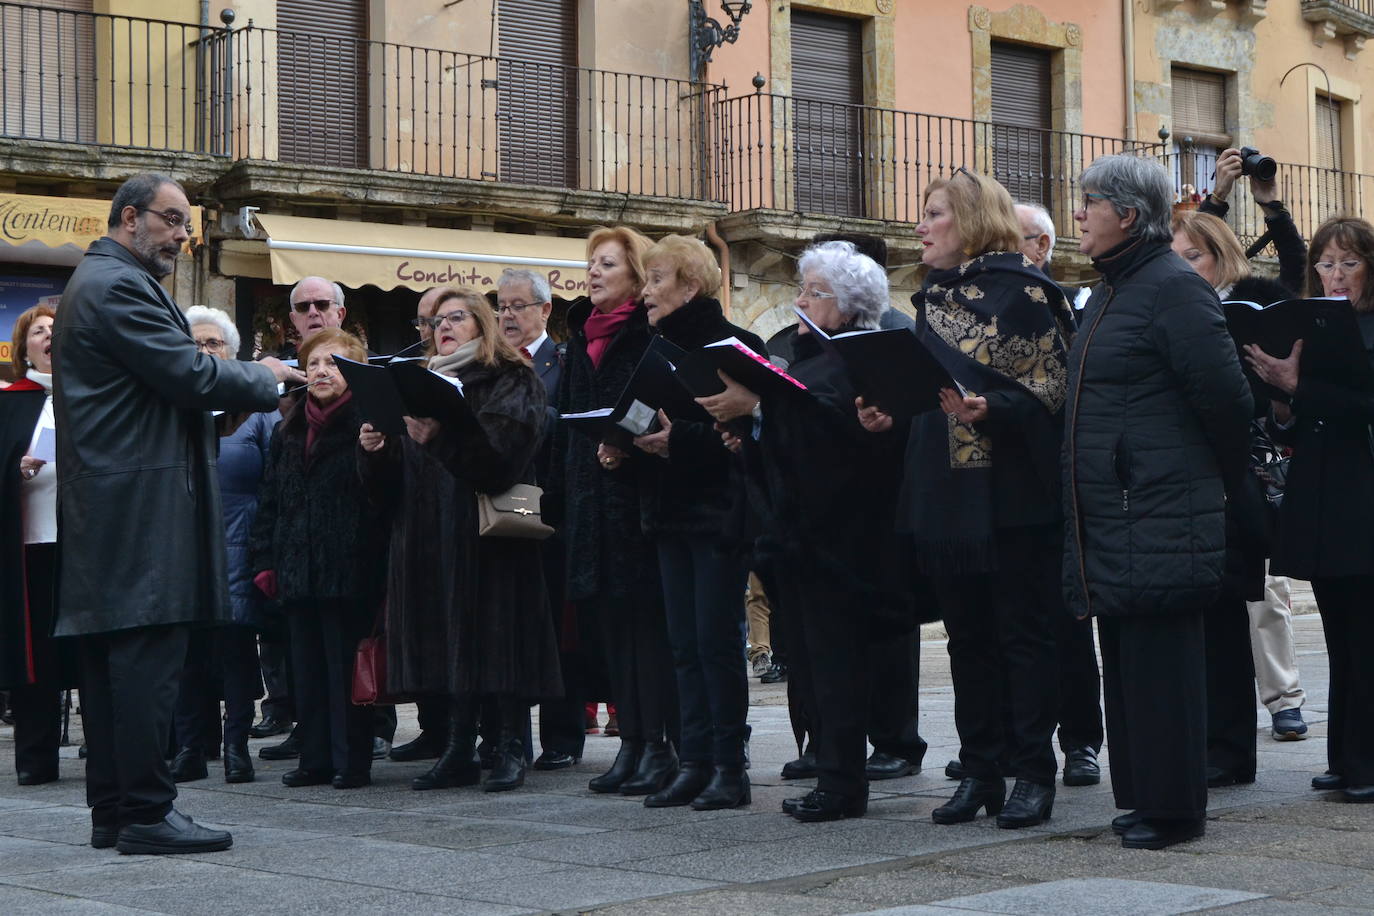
[476,483,555,539]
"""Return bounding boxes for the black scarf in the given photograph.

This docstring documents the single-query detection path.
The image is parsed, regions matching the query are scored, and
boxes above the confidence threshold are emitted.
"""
[905,251,1073,573]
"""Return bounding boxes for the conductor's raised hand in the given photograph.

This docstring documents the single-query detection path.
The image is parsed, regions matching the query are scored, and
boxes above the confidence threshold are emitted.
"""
[939,387,988,424]
[1244,340,1303,396]
[358,422,386,453]
[856,396,893,433]
[696,371,759,423]
[260,356,307,387]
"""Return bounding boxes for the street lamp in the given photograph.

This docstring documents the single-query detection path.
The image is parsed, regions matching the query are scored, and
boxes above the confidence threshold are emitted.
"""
[690,0,753,78]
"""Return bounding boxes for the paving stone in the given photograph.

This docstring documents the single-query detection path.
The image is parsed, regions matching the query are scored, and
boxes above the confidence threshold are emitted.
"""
[585,888,853,916]
[445,865,719,911]
[0,886,147,914]
[497,824,731,865]
[621,833,903,883]
[801,864,1027,907]
[364,816,602,850]
[920,877,1267,914]
[0,836,117,877]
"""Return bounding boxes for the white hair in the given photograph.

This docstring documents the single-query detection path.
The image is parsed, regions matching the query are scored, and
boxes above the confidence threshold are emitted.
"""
[289,276,346,310]
[1016,202,1056,264]
[185,305,241,354]
[498,268,552,304]
[796,241,889,330]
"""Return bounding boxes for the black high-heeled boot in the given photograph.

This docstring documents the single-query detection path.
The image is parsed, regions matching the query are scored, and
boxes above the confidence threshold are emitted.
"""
[589,740,643,793]
[483,698,528,793]
[412,697,480,791]
[931,776,1006,824]
[619,740,679,796]
[690,765,751,810]
[644,761,712,808]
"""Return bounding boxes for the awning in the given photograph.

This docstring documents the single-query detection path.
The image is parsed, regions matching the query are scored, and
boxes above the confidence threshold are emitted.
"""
[253,213,589,295]
[0,192,201,267]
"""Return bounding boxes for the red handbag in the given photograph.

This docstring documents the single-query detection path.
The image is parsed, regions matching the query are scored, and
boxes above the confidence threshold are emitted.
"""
[352,607,401,705]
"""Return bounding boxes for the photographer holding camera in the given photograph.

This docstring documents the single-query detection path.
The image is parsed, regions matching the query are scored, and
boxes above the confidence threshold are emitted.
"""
[1199,147,1306,294]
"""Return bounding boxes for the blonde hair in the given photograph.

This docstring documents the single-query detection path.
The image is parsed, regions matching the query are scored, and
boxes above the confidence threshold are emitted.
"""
[586,225,654,298]
[1170,210,1251,292]
[10,305,56,380]
[429,287,526,368]
[924,169,1023,258]
[644,234,722,298]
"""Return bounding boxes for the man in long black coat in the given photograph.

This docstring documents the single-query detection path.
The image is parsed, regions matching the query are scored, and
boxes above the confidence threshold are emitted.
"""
[52,173,298,855]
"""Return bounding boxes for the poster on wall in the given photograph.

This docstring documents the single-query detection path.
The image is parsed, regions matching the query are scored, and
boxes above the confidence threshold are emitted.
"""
[0,275,67,366]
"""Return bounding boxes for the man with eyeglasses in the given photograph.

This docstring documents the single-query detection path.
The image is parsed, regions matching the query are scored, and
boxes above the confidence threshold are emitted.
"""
[277,276,349,359]
[51,173,302,855]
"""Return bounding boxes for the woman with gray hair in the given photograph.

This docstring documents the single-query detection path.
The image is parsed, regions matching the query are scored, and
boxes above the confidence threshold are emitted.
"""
[700,240,911,822]
[1063,154,1252,849]
[168,306,279,784]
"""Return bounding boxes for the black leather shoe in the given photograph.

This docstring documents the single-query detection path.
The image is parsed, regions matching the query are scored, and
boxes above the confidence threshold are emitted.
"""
[1063,747,1101,786]
[759,662,788,684]
[781,751,817,780]
[258,730,301,761]
[1206,766,1255,788]
[691,765,751,810]
[332,770,371,789]
[619,740,679,796]
[791,789,866,822]
[16,769,58,786]
[115,809,232,855]
[944,758,967,780]
[91,826,118,849]
[1111,810,1145,835]
[932,777,1006,825]
[996,779,1055,828]
[1341,784,1374,802]
[389,731,446,762]
[281,768,333,787]
[589,740,643,793]
[1312,772,1347,790]
[645,761,712,808]
[532,750,578,770]
[483,738,527,793]
[781,790,819,816]
[169,747,208,783]
[224,743,254,784]
[865,751,914,781]
[1121,816,1205,850]
[477,739,496,770]
[372,738,391,761]
[249,715,292,739]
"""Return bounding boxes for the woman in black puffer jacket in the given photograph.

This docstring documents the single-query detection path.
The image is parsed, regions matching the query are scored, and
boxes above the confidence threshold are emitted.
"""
[1064,155,1252,850]
[629,235,765,811]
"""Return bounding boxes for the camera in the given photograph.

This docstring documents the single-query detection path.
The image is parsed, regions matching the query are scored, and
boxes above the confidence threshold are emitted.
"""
[1239,147,1277,182]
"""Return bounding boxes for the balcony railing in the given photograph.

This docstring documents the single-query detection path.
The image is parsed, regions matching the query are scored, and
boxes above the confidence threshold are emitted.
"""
[714,92,1162,236]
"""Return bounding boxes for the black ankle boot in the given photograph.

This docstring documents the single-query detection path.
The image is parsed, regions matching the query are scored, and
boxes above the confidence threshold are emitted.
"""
[619,740,679,796]
[224,742,254,784]
[644,761,712,808]
[483,737,527,793]
[412,699,480,791]
[995,778,1054,828]
[931,776,1006,824]
[589,740,643,793]
[791,789,866,822]
[691,765,751,810]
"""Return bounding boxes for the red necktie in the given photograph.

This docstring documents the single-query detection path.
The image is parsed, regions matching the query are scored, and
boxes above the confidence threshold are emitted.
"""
[520,347,532,360]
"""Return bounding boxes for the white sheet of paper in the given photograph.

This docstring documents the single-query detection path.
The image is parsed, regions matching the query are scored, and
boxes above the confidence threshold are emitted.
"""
[30,426,56,463]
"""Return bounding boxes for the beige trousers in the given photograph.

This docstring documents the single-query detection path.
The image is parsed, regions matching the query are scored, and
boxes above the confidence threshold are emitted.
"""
[745,571,771,661]
[1245,575,1306,714]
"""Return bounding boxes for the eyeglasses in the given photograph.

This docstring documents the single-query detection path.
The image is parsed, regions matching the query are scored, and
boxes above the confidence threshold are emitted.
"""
[1080,191,1108,210]
[426,310,471,328]
[794,285,837,302]
[1315,259,1364,275]
[291,298,336,314]
[495,300,541,314]
[137,207,192,229]
[195,338,226,352]
[1022,234,1041,241]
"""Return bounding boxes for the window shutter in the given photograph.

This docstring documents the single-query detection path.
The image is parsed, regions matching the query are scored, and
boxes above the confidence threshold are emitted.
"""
[277,0,368,169]
[1171,68,1229,148]
[498,0,577,187]
[791,11,864,217]
[990,41,1051,205]
[1315,94,1342,171]
[1,0,94,143]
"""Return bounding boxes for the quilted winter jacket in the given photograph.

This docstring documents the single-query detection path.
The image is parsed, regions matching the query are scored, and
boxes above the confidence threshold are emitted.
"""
[1062,237,1252,619]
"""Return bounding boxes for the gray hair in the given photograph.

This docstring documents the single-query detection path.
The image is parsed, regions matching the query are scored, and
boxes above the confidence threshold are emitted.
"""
[498,268,551,304]
[107,173,184,229]
[1079,154,1174,244]
[797,241,889,330]
[1016,202,1056,263]
[289,276,346,310]
[185,305,241,355]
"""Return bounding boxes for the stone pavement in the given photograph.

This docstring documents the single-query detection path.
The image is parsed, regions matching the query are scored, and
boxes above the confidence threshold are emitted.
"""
[1,600,1370,915]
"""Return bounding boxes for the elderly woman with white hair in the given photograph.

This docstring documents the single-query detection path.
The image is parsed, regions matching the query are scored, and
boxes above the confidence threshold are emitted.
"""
[859,169,1076,832]
[701,240,909,822]
[167,306,280,784]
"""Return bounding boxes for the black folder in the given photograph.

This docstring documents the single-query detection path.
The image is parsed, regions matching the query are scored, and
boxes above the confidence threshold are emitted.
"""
[334,356,473,436]
[670,336,809,401]
[1223,297,1374,401]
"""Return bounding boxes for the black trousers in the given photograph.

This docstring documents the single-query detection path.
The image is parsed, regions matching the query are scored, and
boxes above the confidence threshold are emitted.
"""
[11,543,65,778]
[932,527,1060,786]
[1098,613,1208,819]
[588,593,676,745]
[867,631,927,764]
[174,626,262,752]
[1056,609,1104,754]
[1311,575,1374,785]
[1205,596,1258,779]
[538,536,585,759]
[775,572,870,798]
[80,624,189,829]
[287,600,373,775]
[257,625,293,722]
[658,535,749,765]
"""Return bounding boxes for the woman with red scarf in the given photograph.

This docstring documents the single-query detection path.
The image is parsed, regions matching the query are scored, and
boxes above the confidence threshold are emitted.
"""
[250,328,385,790]
[548,226,680,796]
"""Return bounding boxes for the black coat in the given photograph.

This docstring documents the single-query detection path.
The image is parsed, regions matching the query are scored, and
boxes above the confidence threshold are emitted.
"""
[638,296,765,538]
[549,300,660,603]
[250,396,386,607]
[1270,314,1374,580]
[52,238,280,636]
[0,382,46,688]
[1063,238,1252,619]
